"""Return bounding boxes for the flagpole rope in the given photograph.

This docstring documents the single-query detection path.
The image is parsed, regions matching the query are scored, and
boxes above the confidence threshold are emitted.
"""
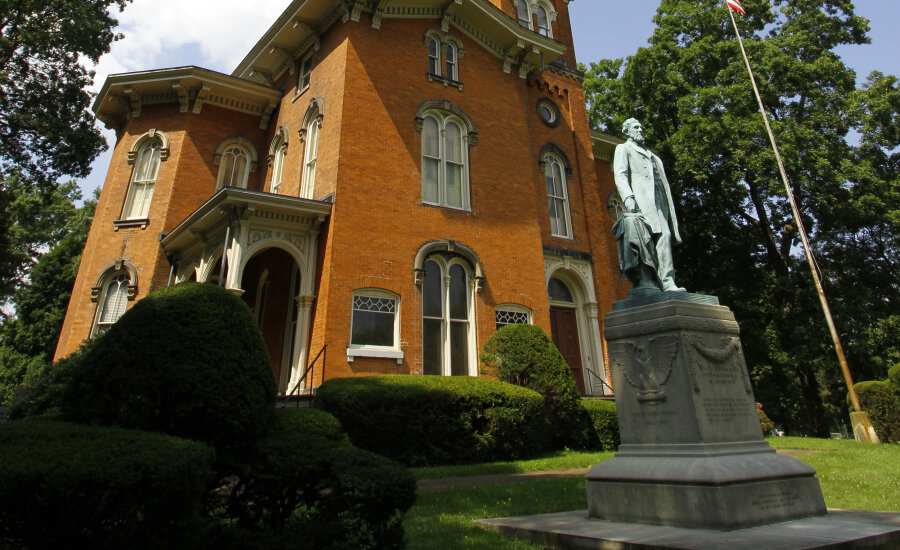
[725,2,862,412]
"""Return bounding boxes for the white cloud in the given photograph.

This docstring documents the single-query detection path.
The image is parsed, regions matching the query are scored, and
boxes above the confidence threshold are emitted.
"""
[90,0,293,91]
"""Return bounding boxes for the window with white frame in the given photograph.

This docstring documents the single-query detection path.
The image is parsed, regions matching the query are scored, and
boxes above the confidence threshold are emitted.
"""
[607,190,625,223]
[536,5,551,36]
[217,145,251,189]
[93,272,130,336]
[424,31,464,86]
[347,289,403,363]
[422,257,474,376]
[495,304,531,330]
[517,0,531,28]
[301,108,319,199]
[445,43,458,81]
[427,36,440,75]
[298,53,313,94]
[268,128,288,194]
[544,153,572,238]
[421,111,470,210]
[122,138,162,219]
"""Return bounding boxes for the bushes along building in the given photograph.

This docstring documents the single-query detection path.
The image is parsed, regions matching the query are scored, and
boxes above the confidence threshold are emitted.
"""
[54,0,630,396]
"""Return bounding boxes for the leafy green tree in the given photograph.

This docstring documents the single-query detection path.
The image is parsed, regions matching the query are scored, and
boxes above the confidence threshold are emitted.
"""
[582,0,897,435]
[0,193,95,405]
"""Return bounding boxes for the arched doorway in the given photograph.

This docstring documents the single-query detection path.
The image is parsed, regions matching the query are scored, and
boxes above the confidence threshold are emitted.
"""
[547,276,586,394]
[240,247,301,393]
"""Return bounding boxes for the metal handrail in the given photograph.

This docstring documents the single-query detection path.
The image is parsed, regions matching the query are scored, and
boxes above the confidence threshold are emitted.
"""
[583,365,615,396]
[283,345,326,407]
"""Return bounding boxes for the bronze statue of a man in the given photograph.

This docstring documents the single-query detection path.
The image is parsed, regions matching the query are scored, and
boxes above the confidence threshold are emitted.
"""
[612,118,684,292]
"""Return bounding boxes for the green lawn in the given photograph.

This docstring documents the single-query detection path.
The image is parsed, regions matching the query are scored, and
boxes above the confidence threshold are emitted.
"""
[405,438,900,549]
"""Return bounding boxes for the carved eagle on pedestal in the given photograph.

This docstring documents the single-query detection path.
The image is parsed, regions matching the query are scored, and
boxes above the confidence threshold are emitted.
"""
[610,334,680,403]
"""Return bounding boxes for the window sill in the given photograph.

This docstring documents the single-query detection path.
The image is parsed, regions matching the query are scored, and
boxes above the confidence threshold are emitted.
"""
[113,218,150,230]
[421,201,472,214]
[346,347,404,365]
[291,85,310,103]
[426,73,463,91]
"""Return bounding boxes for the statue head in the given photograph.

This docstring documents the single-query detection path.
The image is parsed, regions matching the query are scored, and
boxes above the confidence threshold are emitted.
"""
[622,118,645,145]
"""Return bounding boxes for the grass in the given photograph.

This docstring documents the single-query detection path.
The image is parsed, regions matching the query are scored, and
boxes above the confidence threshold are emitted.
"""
[410,449,614,480]
[404,438,900,549]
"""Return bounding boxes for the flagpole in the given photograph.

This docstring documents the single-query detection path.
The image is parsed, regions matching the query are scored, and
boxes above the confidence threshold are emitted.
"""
[725,3,878,442]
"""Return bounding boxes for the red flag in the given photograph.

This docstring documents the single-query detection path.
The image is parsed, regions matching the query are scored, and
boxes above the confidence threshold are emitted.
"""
[727,0,746,15]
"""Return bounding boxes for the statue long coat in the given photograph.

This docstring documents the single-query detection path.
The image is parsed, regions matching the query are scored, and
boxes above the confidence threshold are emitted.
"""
[612,140,682,244]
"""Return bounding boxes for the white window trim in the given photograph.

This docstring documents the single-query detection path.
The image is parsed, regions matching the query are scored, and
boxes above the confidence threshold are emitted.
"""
[495,303,532,328]
[420,111,471,211]
[297,53,313,95]
[122,139,162,220]
[301,112,319,199]
[91,271,131,337]
[544,153,574,239]
[267,127,289,195]
[347,289,403,364]
[213,136,258,190]
[421,256,477,377]
[517,0,556,37]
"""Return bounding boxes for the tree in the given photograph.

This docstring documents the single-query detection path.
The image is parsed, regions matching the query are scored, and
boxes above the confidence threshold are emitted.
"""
[582,0,897,436]
[0,0,131,304]
[0,193,95,405]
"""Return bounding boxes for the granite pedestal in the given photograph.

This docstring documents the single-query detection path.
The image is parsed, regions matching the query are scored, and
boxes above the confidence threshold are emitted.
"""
[586,297,827,530]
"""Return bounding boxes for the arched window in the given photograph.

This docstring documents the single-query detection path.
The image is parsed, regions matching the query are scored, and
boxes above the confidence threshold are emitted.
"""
[123,138,161,219]
[268,128,289,194]
[218,146,251,189]
[93,272,129,336]
[419,108,473,210]
[445,43,458,81]
[302,110,319,199]
[495,304,531,330]
[544,153,572,238]
[422,257,474,376]
[517,0,531,29]
[536,5,551,36]
[427,36,440,75]
[607,190,625,223]
[548,277,574,303]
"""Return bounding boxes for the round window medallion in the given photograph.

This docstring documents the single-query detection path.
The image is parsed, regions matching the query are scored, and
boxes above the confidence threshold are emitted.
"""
[536,99,560,127]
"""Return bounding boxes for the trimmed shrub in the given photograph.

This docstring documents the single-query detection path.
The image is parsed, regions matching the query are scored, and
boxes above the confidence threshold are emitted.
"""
[581,399,620,450]
[313,375,549,465]
[219,431,416,550]
[854,379,900,442]
[272,406,348,443]
[0,419,215,549]
[480,323,598,449]
[61,282,276,450]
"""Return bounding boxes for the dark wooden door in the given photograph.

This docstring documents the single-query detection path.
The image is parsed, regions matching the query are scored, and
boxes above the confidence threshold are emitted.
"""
[549,306,585,395]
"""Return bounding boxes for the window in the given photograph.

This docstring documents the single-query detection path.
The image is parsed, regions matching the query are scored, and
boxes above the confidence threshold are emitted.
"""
[218,146,250,188]
[268,127,289,194]
[445,43,458,81]
[301,108,319,199]
[123,138,162,219]
[536,5,551,36]
[517,0,531,28]
[422,258,474,376]
[93,272,130,336]
[548,277,574,303]
[607,190,625,223]
[428,36,440,75]
[544,153,572,238]
[214,137,257,190]
[298,53,313,94]
[420,110,472,210]
[347,289,403,363]
[537,98,560,127]
[495,305,531,330]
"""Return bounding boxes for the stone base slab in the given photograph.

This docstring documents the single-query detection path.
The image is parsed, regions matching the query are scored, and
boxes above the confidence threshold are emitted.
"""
[475,509,900,549]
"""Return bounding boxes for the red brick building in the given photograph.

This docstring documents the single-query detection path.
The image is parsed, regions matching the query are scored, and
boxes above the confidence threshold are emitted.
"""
[55,0,629,396]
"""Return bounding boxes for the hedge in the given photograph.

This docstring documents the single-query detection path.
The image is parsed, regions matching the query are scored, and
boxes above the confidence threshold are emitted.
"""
[855,378,900,442]
[271,406,348,443]
[61,282,275,450]
[218,431,416,550]
[313,375,549,466]
[0,419,215,550]
[481,323,598,449]
[581,399,620,450]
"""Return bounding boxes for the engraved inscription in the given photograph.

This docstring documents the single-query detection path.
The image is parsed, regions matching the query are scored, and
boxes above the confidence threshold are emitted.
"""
[635,409,671,427]
[750,487,800,512]
[703,397,744,423]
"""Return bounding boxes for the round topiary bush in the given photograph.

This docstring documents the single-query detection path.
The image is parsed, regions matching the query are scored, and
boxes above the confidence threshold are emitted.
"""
[0,418,215,549]
[581,398,620,450]
[313,375,549,465]
[480,323,598,449]
[62,282,276,449]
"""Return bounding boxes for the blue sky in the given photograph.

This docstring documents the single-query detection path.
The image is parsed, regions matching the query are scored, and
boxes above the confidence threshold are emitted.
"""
[78,1,899,194]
